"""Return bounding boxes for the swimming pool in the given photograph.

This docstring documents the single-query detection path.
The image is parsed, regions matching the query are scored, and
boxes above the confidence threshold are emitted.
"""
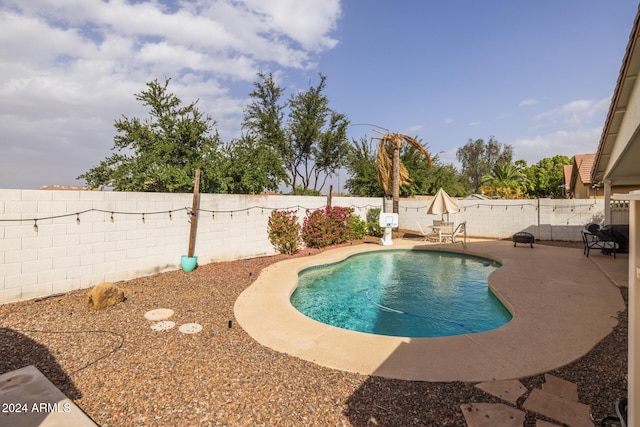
[235,240,624,381]
[290,250,511,338]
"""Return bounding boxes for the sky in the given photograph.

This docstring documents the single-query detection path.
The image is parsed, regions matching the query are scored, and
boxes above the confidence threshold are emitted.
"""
[1,0,638,190]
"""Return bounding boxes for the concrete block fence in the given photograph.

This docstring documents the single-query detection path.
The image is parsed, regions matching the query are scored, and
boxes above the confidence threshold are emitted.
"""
[0,190,381,304]
[1,189,606,304]
[397,197,606,241]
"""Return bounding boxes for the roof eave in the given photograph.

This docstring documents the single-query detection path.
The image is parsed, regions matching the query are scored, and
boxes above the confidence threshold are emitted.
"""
[592,4,640,183]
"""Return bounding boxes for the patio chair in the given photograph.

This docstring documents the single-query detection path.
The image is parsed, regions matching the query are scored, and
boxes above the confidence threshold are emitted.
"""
[431,220,443,241]
[582,224,618,259]
[440,221,467,247]
[435,221,454,241]
[415,221,439,241]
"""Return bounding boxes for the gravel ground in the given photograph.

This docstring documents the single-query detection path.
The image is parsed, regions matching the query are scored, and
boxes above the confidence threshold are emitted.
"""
[0,240,628,426]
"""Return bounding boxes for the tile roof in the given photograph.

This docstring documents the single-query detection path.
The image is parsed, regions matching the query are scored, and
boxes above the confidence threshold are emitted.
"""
[573,153,596,185]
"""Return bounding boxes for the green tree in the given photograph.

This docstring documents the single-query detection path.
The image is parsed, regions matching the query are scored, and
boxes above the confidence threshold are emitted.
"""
[78,78,224,192]
[241,72,289,189]
[523,155,572,198]
[287,73,349,193]
[398,146,469,197]
[243,72,349,194]
[456,137,513,192]
[344,138,468,197]
[480,162,529,199]
[397,144,436,197]
[223,135,283,193]
[344,137,384,197]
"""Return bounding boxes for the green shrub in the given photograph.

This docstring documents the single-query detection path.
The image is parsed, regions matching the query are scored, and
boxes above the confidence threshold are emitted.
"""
[292,186,322,196]
[267,209,301,255]
[366,208,383,237]
[347,215,367,240]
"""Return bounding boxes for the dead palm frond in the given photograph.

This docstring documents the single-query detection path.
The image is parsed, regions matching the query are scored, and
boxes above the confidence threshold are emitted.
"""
[373,132,432,195]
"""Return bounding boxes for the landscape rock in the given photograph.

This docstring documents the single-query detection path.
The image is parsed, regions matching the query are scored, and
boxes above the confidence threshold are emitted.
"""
[87,282,125,309]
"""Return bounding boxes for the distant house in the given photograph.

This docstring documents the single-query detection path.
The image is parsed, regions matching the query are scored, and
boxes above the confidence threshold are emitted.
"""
[568,153,597,199]
[562,152,628,199]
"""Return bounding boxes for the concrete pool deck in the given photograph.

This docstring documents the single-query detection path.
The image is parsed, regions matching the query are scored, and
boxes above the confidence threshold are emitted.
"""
[234,239,626,382]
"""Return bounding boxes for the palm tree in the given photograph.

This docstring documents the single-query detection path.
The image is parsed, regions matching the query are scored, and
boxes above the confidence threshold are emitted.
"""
[481,163,529,198]
[374,132,432,214]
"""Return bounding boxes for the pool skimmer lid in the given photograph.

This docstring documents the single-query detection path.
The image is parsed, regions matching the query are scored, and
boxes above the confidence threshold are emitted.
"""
[151,321,176,331]
[144,308,174,321]
[179,323,203,334]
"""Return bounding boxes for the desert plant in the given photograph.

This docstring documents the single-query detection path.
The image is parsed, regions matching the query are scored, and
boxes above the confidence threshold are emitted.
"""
[267,209,301,255]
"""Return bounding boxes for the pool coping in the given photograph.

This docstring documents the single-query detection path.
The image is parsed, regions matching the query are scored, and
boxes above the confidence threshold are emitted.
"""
[234,239,625,382]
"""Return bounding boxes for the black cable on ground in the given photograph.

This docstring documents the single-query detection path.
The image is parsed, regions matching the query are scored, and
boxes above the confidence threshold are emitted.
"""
[9,328,125,375]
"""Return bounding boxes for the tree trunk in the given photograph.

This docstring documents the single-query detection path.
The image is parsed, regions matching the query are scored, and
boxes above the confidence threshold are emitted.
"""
[392,147,400,214]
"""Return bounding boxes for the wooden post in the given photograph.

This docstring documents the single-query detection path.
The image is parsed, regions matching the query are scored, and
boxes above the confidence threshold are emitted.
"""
[187,169,200,258]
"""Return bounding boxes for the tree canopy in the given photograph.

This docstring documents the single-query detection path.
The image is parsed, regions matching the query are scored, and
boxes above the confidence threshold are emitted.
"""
[244,72,349,194]
[403,151,470,197]
[344,137,468,198]
[240,72,289,191]
[480,162,529,199]
[344,137,384,197]
[78,74,578,199]
[456,137,513,193]
[287,74,350,193]
[78,78,224,192]
[222,135,284,194]
[523,155,572,198]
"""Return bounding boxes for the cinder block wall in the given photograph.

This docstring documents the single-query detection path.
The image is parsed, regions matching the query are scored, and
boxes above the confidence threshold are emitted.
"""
[1,190,609,304]
[0,190,381,304]
[398,198,605,241]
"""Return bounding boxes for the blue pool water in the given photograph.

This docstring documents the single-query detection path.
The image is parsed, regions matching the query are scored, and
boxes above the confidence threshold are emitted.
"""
[290,250,511,338]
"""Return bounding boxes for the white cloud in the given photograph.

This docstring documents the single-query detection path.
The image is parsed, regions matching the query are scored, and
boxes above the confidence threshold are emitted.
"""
[241,0,341,51]
[511,127,602,164]
[533,98,610,128]
[404,125,423,134]
[0,0,342,188]
[519,98,538,106]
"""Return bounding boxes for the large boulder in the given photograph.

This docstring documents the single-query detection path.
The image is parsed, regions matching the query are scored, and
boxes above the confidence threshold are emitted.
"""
[87,282,125,310]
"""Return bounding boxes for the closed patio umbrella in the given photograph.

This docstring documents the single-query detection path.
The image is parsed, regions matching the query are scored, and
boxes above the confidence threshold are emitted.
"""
[425,188,460,221]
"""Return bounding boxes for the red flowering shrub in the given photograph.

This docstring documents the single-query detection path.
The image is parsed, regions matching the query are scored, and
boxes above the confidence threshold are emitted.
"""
[301,206,356,248]
[267,210,301,255]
